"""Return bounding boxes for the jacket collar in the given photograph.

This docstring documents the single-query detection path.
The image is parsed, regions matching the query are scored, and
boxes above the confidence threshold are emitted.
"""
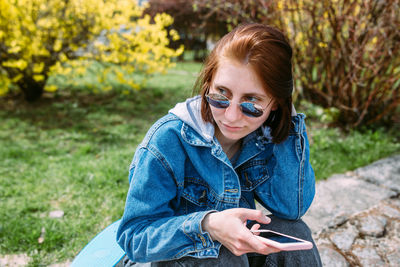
[169,96,214,143]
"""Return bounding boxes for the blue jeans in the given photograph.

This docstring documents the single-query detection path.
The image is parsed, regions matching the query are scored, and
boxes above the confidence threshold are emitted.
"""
[118,215,322,267]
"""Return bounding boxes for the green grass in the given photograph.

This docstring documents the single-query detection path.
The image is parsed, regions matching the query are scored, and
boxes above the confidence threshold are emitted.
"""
[0,62,200,265]
[0,61,399,265]
[308,127,400,179]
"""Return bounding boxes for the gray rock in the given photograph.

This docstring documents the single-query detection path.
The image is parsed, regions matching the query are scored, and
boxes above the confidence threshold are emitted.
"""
[329,223,358,251]
[357,215,387,237]
[390,198,400,208]
[376,236,400,267]
[389,220,400,238]
[303,174,396,234]
[352,246,385,266]
[381,201,400,220]
[318,245,349,267]
[355,154,400,192]
[315,236,333,248]
[386,248,400,267]
[328,215,348,228]
[302,155,400,267]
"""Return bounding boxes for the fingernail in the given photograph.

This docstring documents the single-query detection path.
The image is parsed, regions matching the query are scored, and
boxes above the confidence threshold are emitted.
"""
[265,215,271,223]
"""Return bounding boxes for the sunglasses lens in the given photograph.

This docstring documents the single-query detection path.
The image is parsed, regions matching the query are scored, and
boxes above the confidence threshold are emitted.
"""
[206,94,230,109]
[240,102,263,117]
[206,93,265,117]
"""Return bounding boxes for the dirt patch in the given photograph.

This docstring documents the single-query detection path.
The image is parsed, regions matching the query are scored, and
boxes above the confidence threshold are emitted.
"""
[0,254,30,267]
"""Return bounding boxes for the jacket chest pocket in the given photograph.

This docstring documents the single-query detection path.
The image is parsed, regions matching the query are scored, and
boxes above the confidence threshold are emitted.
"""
[179,177,217,214]
[237,160,270,192]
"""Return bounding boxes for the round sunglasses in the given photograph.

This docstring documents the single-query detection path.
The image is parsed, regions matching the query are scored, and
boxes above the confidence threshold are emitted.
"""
[206,93,272,118]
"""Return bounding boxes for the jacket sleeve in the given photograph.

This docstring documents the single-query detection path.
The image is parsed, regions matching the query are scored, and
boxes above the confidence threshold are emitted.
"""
[116,146,220,263]
[255,114,315,220]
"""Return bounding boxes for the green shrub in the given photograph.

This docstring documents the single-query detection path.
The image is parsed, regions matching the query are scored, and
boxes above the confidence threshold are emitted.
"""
[281,0,400,129]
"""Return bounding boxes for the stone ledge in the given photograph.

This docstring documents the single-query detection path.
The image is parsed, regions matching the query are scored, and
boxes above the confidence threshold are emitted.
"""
[303,173,397,234]
[303,154,400,266]
[355,154,400,193]
[314,197,400,266]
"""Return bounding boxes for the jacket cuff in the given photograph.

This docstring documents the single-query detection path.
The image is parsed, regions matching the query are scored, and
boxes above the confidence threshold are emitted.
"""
[182,210,221,255]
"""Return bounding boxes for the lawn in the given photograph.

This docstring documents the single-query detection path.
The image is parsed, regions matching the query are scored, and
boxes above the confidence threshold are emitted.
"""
[0,61,399,265]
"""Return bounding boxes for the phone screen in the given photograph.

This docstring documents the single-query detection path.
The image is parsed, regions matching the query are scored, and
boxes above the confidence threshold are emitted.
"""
[260,232,302,243]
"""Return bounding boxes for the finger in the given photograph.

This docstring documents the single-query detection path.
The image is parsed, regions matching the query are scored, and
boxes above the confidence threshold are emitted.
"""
[246,234,271,254]
[259,245,281,255]
[250,236,281,255]
[239,209,271,224]
[250,223,260,235]
[261,244,281,255]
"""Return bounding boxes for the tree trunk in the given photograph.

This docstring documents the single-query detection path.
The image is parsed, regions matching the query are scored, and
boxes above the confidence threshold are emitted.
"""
[18,77,45,102]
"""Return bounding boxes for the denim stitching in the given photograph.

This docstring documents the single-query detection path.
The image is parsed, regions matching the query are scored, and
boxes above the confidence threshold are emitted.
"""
[238,159,268,169]
[146,144,181,187]
[181,192,213,208]
[141,114,180,147]
[237,160,270,191]
[297,117,306,220]
[181,124,212,147]
[182,213,197,247]
[183,177,220,202]
[180,213,219,259]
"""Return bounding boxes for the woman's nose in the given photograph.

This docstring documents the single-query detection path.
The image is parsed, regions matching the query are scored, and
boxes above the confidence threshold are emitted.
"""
[224,102,242,122]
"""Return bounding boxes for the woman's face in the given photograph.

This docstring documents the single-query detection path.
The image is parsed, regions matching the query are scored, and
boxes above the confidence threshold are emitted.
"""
[209,57,276,144]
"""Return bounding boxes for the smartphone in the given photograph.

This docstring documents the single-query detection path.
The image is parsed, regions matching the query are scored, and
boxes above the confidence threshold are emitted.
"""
[251,229,313,251]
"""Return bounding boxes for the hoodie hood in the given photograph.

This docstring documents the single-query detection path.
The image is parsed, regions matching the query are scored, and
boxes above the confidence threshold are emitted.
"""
[169,95,215,142]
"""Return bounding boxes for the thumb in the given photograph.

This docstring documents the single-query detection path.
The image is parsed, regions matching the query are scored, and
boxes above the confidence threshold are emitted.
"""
[239,209,271,224]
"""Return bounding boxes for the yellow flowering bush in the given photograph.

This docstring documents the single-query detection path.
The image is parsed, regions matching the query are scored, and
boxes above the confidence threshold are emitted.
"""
[0,0,183,101]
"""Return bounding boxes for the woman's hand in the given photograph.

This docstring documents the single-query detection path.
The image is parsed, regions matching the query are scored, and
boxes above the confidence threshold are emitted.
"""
[201,208,281,256]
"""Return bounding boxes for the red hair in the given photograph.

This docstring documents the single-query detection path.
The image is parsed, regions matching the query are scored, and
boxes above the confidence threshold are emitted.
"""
[194,23,294,143]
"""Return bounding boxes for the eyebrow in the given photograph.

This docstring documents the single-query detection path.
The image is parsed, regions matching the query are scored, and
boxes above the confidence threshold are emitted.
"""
[213,84,268,99]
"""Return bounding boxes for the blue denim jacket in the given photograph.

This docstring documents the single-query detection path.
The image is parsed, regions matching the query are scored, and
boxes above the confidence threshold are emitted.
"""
[117,96,315,263]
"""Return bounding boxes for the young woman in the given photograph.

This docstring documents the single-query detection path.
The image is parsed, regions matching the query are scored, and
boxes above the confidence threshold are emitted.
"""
[117,23,321,266]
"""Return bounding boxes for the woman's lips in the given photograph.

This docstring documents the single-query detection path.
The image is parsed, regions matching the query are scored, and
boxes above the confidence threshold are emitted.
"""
[221,123,243,132]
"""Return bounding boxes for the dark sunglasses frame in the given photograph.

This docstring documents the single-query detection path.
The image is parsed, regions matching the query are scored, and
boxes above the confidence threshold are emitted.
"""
[206,93,272,118]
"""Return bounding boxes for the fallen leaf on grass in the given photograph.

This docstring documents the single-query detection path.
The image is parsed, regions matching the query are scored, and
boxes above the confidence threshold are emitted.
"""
[38,227,46,244]
[49,210,64,218]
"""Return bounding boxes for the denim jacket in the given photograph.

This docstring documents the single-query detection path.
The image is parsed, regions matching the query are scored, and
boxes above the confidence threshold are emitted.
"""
[117,96,315,263]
